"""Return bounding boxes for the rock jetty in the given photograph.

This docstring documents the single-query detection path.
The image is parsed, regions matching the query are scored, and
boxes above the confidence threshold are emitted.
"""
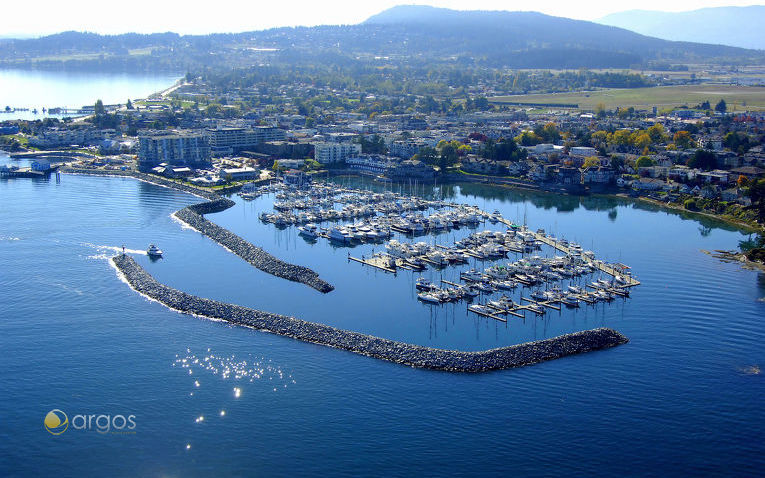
[175,199,334,293]
[113,254,628,373]
[63,168,333,293]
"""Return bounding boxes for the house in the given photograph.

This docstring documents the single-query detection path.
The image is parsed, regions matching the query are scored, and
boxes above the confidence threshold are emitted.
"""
[581,166,615,184]
[730,166,765,181]
[632,178,665,191]
[387,159,435,180]
[699,185,718,199]
[698,135,723,151]
[721,188,742,202]
[555,167,581,185]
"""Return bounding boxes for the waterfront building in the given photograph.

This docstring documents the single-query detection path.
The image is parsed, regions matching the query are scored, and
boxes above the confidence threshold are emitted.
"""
[28,128,113,148]
[221,167,259,181]
[207,126,286,156]
[387,159,436,180]
[284,169,311,188]
[313,142,361,165]
[138,131,211,172]
[346,154,396,175]
[389,139,435,159]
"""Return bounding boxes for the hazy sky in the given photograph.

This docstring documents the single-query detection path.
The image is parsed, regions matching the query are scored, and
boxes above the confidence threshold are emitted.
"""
[2,1,761,36]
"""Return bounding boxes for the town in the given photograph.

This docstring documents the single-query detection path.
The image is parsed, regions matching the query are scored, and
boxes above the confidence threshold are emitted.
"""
[3,77,764,232]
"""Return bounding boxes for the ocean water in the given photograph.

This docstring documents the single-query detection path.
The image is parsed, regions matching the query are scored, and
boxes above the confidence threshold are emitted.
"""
[0,69,179,120]
[1,153,764,476]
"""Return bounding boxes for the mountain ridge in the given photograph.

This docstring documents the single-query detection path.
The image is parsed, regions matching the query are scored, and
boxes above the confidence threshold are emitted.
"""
[598,5,765,50]
[0,5,762,72]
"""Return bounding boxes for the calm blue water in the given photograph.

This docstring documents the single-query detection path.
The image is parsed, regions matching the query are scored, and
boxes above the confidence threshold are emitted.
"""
[1,152,764,476]
[0,69,179,120]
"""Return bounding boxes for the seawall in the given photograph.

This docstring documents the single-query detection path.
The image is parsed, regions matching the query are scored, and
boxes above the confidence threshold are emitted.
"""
[64,168,334,292]
[112,254,628,372]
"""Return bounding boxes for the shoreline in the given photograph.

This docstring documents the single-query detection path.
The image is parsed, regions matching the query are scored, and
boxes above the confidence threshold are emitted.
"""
[322,170,763,234]
[626,194,763,234]
[112,254,628,372]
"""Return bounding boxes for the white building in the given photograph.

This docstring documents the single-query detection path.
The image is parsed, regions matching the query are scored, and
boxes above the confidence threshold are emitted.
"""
[313,142,361,165]
[570,146,597,157]
[346,154,395,175]
[220,167,259,181]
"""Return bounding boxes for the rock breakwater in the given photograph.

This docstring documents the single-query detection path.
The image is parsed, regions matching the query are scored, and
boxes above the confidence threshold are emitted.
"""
[113,254,628,372]
[63,168,333,292]
[176,200,334,293]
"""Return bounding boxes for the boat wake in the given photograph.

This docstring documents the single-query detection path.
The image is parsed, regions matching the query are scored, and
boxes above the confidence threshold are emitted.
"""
[738,365,762,375]
[82,243,147,259]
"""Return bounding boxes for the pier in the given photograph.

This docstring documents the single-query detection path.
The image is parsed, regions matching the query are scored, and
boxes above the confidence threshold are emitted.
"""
[496,217,642,287]
[349,254,397,273]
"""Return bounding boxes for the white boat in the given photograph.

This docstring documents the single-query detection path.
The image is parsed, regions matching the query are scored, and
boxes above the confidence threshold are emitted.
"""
[298,224,318,239]
[525,303,546,315]
[468,304,492,315]
[328,227,350,243]
[415,277,437,292]
[460,269,484,282]
[147,244,163,257]
[488,296,515,310]
[417,292,442,304]
[493,280,516,291]
[561,294,581,308]
[568,285,584,295]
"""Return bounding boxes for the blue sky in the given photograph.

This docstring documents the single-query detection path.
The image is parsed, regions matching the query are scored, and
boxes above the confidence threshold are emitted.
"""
[2,1,760,36]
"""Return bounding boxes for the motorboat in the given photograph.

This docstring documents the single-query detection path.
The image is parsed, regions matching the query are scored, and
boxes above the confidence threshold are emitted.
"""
[460,269,484,282]
[488,295,515,310]
[415,278,437,292]
[525,303,546,315]
[567,285,585,295]
[560,294,581,308]
[298,223,319,239]
[493,280,516,291]
[147,244,163,257]
[417,292,442,304]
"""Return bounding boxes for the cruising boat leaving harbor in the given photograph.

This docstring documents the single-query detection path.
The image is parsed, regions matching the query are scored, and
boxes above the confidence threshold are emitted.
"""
[147,244,163,257]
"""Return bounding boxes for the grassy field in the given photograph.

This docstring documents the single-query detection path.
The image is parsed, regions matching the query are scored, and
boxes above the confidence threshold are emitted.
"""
[490,85,765,111]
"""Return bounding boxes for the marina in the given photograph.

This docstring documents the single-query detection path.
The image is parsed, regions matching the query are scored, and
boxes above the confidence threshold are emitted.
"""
[250,179,639,325]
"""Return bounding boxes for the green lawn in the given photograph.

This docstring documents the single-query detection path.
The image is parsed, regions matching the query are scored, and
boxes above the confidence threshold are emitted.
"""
[490,85,765,111]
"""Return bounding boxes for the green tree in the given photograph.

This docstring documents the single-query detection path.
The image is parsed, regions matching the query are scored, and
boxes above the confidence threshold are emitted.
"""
[715,99,727,114]
[94,99,105,116]
[126,99,133,110]
[635,156,655,168]
[673,131,694,149]
[687,149,717,170]
[746,179,765,221]
[583,156,600,168]
[595,102,607,119]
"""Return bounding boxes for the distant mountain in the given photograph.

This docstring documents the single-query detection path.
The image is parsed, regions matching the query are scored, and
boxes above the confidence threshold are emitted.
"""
[0,5,763,72]
[361,5,761,65]
[598,6,765,50]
